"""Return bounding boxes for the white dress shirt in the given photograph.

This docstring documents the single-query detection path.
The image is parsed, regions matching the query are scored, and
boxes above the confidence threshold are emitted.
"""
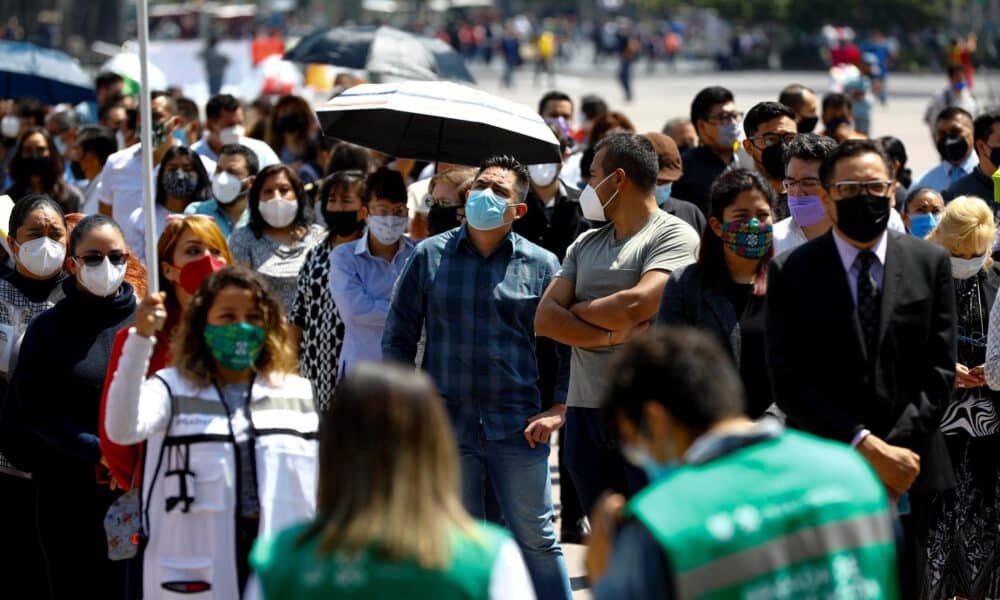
[832,229,888,305]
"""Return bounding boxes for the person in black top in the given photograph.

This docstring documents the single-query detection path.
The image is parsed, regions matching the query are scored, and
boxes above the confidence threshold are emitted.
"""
[643,132,707,234]
[672,86,741,216]
[656,168,775,418]
[8,214,136,599]
[943,110,1000,203]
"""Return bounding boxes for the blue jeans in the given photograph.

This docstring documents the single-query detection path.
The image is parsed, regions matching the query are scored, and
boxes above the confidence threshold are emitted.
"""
[564,406,647,514]
[459,430,572,600]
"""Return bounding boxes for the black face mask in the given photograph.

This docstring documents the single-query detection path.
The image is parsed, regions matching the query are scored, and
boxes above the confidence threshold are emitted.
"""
[797,116,819,133]
[760,142,788,181]
[70,160,86,181]
[22,155,49,176]
[824,117,850,136]
[324,210,363,238]
[937,135,969,164]
[428,204,462,236]
[835,194,890,243]
[277,113,308,133]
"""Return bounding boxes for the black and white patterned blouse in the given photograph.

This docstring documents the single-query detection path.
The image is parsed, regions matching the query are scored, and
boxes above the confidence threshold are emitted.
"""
[292,237,344,411]
[229,224,326,314]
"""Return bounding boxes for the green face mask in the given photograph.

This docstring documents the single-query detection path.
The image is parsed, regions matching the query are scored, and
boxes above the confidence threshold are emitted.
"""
[204,322,266,371]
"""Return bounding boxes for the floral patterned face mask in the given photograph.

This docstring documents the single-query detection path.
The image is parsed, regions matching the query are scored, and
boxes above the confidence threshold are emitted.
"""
[203,322,266,371]
[720,217,773,259]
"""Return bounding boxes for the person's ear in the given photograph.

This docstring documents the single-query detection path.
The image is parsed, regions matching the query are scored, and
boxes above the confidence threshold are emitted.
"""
[359,205,368,221]
[6,237,16,260]
[742,138,754,156]
[513,203,528,220]
[161,261,180,284]
[64,255,78,277]
[708,215,724,238]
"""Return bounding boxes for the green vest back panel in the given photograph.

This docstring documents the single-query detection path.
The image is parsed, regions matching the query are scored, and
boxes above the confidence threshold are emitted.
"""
[627,430,899,600]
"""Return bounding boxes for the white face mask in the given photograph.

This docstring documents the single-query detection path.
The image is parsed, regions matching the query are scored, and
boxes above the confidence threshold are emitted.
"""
[528,163,560,187]
[579,172,619,222]
[1,115,20,139]
[115,129,127,150]
[212,171,244,205]
[951,254,988,280]
[16,237,66,278]
[76,256,127,297]
[259,196,299,228]
[367,215,408,246]
[219,125,245,146]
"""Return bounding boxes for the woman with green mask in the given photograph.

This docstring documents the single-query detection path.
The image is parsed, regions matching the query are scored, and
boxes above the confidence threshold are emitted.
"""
[105,265,318,599]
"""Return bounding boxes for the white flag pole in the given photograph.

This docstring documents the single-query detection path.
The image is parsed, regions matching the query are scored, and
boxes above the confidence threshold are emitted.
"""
[136,0,158,295]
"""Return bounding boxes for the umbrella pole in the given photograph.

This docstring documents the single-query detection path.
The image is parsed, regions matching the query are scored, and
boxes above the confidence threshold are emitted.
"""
[136,0,158,295]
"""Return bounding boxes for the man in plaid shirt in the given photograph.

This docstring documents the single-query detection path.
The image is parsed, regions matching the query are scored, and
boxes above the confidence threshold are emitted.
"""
[383,154,573,600]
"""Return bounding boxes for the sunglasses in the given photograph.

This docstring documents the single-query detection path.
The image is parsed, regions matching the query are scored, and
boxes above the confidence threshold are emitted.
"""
[74,251,129,267]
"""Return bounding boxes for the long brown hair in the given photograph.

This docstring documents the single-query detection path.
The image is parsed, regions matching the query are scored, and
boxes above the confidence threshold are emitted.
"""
[302,362,475,568]
[172,266,296,385]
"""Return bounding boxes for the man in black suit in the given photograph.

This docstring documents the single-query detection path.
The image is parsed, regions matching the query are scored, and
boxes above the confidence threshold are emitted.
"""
[765,139,957,596]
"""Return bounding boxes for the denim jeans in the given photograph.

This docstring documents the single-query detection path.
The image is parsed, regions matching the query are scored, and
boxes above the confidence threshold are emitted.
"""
[564,406,647,514]
[459,429,572,600]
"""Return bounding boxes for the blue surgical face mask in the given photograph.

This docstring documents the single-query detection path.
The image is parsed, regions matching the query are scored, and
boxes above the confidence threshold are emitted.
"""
[908,212,940,238]
[622,442,678,482]
[465,188,517,231]
[654,183,673,207]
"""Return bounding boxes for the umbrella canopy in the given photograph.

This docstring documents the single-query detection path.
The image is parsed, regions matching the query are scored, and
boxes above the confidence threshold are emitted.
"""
[0,41,95,105]
[101,52,168,95]
[285,25,474,84]
[314,81,561,166]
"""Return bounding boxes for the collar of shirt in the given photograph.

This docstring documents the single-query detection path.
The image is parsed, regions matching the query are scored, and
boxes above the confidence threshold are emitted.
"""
[832,227,888,274]
[353,229,415,260]
[944,151,980,176]
[455,223,517,257]
[684,418,784,466]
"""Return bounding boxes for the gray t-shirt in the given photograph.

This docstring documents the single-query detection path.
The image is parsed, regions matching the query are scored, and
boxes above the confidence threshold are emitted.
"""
[558,210,699,408]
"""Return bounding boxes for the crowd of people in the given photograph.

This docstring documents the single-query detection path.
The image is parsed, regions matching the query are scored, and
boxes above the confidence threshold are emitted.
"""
[0,56,998,600]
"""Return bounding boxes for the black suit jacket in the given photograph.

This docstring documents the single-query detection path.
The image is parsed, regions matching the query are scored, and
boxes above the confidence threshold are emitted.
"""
[765,230,958,492]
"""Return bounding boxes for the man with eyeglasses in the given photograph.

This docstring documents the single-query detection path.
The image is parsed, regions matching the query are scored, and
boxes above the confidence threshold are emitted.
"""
[774,134,906,255]
[672,86,742,216]
[766,139,958,597]
[741,102,798,220]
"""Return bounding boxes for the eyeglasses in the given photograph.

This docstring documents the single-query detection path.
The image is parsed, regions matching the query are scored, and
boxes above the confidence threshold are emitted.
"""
[368,206,408,218]
[74,251,129,267]
[750,132,797,150]
[706,111,743,124]
[783,177,822,193]
[829,180,894,197]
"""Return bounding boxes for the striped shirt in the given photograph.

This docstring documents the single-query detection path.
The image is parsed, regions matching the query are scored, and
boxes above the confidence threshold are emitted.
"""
[382,225,562,441]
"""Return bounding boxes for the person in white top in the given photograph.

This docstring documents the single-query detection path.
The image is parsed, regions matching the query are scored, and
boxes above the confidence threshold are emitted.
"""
[74,126,118,214]
[98,91,215,224]
[775,133,904,256]
[191,94,280,170]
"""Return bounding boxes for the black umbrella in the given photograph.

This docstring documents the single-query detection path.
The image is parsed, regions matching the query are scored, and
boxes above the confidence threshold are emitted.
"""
[285,25,474,84]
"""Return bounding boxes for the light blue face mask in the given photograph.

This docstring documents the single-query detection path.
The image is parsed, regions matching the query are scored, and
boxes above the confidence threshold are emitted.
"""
[908,212,939,238]
[654,183,673,207]
[465,188,514,231]
[622,442,678,482]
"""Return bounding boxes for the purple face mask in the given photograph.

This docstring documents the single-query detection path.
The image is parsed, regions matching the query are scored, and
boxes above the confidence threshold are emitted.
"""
[788,195,827,227]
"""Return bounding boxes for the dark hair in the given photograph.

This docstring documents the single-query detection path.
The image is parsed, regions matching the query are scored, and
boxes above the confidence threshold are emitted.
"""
[973,111,1000,143]
[10,194,66,238]
[580,94,608,121]
[247,164,313,237]
[778,84,814,113]
[320,169,367,208]
[475,155,530,202]
[743,101,796,138]
[590,111,636,145]
[690,86,734,124]
[95,71,124,91]
[579,144,597,182]
[206,94,241,121]
[947,64,965,79]
[7,127,66,197]
[175,97,200,123]
[76,126,118,166]
[325,142,371,175]
[98,101,124,126]
[538,90,573,115]
[905,187,943,212]
[603,327,746,434]
[68,214,124,256]
[219,144,260,176]
[16,97,45,126]
[150,90,178,117]
[937,106,974,125]
[155,146,211,208]
[266,95,314,150]
[787,133,837,163]
[819,139,893,187]
[125,107,139,133]
[593,133,658,193]
[822,93,852,113]
[700,168,774,295]
[364,168,407,205]
[877,136,911,188]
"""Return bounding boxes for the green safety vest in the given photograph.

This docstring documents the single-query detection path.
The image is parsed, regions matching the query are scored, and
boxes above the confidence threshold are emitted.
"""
[626,430,899,600]
[251,521,509,600]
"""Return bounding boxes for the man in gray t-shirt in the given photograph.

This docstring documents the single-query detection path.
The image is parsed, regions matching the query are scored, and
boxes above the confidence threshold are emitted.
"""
[536,133,699,512]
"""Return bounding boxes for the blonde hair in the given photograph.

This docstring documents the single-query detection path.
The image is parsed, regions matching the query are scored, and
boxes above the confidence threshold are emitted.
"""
[927,195,997,268]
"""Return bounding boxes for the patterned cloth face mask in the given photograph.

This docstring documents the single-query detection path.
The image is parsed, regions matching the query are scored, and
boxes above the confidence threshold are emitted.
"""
[720,217,773,259]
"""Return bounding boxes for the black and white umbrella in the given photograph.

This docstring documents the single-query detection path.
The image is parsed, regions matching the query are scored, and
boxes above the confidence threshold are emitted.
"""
[314,81,561,166]
[284,25,474,84]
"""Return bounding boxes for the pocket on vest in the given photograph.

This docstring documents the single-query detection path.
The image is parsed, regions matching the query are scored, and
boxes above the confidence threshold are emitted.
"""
[159,556,213,596]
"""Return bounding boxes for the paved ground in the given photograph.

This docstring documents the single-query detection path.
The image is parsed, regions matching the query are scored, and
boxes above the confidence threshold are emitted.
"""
[469,62,1000,180]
